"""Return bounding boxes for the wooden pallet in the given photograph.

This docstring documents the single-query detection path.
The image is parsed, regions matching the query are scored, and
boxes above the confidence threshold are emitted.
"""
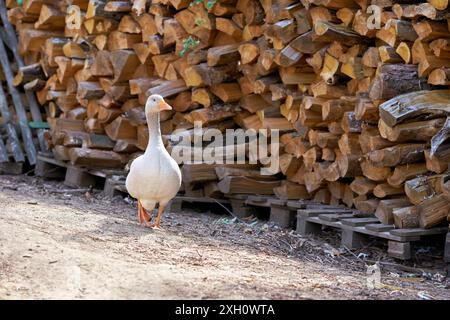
[296,209,449,260]
[36,153,125,191]
[271,200,352,229]
[228,195,353,228]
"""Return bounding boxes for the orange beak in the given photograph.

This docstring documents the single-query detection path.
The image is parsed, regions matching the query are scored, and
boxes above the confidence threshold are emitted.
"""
[158,100,172,111]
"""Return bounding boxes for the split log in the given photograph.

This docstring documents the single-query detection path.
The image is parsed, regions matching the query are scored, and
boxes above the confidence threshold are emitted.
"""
[13,62,44,86]
[184,63,240,86]
[424,149,448,173]
[373,183,405,198]
[375,198,412,224]
[349,176,376,196]
[69,148,126,168]
[274,181,310,200]
[387,163,428,187]
[379,118,445,142]
[393,206,420,229]
[417,193,450,228]
[404,174,448,205]
[217,176,281,195]
[366,143,426,167]
[360,160,391,182]
[105,117,137,140]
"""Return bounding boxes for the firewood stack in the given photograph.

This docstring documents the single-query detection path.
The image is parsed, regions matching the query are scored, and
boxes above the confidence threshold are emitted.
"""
[6,0,450,229]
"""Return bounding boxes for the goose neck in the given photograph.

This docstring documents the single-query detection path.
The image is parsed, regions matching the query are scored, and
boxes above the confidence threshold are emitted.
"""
[146,112,163,151]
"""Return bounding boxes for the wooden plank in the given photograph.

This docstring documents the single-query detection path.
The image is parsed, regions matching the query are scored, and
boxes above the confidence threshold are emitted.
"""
[340,217,380,227]
[0,139,9,163]
[87,168,124,178]
[0,0,46,152]
[298,208,351,218]
[270,199,288,206]
[245,195,274,207]
[38,154,118,179]
[365,223,395,232]
[389,226,449,237]
[0,85,24,162]
[304,217,417,242]
[286,200,308,209]
[37,154,68,168]
[318,213,354,222]
[306,217,344,229]
[348,226,420,242]
[0,36,37,164]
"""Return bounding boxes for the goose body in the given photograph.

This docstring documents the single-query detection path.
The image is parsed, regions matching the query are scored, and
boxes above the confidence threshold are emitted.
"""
[125,94,182,228]
[125,138,181,210]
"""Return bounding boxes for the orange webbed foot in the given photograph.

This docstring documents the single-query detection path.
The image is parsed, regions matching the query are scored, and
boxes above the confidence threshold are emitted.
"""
[151,223,163,230]
[138,201,151,224]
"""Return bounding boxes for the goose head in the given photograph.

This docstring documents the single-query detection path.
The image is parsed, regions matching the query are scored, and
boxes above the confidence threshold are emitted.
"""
[145,94,172,115]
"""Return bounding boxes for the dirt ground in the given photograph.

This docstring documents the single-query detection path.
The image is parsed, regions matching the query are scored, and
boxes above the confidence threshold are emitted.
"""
[0,174,449,300]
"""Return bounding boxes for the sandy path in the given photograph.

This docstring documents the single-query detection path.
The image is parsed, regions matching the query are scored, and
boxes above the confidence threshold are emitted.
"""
[0,175,448,299]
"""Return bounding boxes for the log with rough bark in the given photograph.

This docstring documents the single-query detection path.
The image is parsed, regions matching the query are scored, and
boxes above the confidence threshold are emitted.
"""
[417,193,450,228]
[430,116,450,160]
[379,90,450,127]
[369,65,430,101]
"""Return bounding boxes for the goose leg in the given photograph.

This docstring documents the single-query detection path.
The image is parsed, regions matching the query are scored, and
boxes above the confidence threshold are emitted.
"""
[138,201,151,225]
[152,205,165,229]
[137,201,143,223]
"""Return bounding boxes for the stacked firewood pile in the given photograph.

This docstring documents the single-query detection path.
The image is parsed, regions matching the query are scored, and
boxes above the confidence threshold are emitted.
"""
[6,0,450,229]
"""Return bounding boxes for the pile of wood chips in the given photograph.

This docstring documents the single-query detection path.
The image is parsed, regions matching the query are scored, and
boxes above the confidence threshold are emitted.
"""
[6,0,450,229]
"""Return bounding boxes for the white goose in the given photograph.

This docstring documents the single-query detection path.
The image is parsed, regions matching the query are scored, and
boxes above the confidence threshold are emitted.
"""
[126,94,182,229]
